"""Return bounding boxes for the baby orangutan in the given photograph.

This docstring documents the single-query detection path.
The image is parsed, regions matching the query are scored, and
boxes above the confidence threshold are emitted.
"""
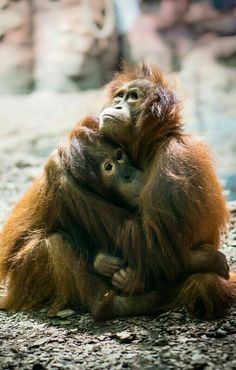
[0,116,143,316]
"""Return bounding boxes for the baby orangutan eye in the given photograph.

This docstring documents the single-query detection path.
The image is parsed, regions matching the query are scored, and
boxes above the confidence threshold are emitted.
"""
[103,161,115,175]
[116,150,126,163]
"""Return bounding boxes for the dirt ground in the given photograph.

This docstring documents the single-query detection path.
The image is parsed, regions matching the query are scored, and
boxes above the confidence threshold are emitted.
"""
[0,92,236,370]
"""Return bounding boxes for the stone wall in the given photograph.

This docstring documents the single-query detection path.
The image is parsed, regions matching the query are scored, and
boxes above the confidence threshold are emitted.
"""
[0,0,118,94]
[0,0,33,94]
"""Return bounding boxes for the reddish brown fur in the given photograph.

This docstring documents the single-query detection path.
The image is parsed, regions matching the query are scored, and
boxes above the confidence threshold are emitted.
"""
[0,65,235,320]
[0,117,130,315]
[103,63,236,317]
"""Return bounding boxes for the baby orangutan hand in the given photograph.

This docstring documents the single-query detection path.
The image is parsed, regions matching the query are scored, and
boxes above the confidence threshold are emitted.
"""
[112,268,145,294]
[93,253,125,277]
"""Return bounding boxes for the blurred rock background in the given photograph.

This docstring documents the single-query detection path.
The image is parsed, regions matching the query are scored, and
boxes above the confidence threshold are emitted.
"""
[0,0,236,201]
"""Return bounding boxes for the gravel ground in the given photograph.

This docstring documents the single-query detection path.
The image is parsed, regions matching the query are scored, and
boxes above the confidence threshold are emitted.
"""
[0,93,235,370]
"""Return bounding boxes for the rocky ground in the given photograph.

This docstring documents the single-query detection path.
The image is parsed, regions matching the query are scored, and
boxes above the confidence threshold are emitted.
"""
[0,92,236,370]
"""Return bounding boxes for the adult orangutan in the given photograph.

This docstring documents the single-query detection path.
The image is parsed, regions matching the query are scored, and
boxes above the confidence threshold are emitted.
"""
[97,63,236,318]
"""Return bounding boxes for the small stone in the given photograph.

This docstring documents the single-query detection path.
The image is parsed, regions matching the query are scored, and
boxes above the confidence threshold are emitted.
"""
[154,337,169,346]
[216,329,227,337]
[50,363,64,368]
[30,338,48,348]
[191,353,207,364]
[179,335,189,343]
[56,309,75,318]
[170,313,183,320]
[15,160,31,169]
[112,331,137,343]
[58,320,71,325]
[222,322,233,331]
[224,361,236,369]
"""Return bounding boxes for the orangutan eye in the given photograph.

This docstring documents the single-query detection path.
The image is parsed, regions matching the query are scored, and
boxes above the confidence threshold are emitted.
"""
[103,161,116,176]
[104,162,113,171]
[116,150,126,163]
[129,91,139,100]
[114,91,124,99]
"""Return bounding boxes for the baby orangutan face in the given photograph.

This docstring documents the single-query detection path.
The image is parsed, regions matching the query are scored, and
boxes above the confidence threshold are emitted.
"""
[60,118,143,210]
[90,144,143,209]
